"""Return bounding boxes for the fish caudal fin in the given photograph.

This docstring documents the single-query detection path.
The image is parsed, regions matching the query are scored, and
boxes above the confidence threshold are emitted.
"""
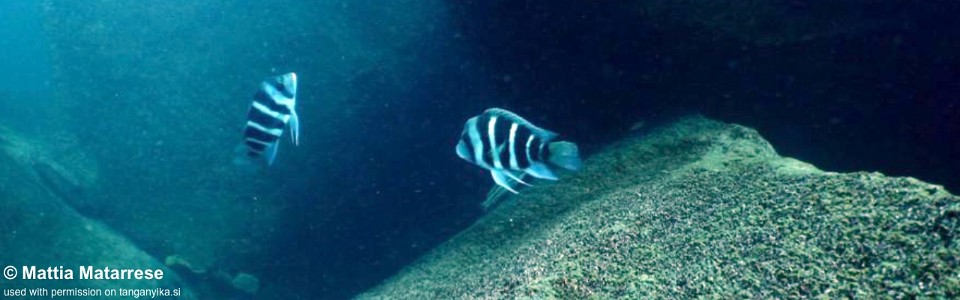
[547,141,582,171]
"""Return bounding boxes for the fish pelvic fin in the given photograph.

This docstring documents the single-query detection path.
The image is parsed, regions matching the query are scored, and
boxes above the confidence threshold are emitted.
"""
[482,184,513,211]
[547,141,582,171]
[265,141,280,166]
[490,170,519,194]
[504,170,532,187]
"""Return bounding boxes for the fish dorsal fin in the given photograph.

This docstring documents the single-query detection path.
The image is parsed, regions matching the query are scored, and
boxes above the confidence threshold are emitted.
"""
[484,108,558,140]
[484,108,530,124]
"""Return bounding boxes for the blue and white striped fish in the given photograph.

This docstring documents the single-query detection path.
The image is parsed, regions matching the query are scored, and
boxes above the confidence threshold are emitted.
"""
[236,72,300,166]
[456,108,582,193]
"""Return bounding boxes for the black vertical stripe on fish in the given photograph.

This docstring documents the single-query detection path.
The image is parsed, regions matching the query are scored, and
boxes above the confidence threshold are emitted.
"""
[514,126,532,169]
[272,82,295,99]
[493,117,512,146]
[247,106,285,130]
[538,139,549,160]
[524,134,535,166]
[475,114,493,166]
[482,144,496,167]
[497,140,511,168]
[529,135,541,162]
[244,126,279,144]
[245,140,267,151]
[492,116,513,168]
[253,90,292,115]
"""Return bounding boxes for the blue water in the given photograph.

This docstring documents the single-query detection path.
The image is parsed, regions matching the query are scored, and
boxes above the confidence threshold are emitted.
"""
[0,1,52,133]
[0,1,958,299]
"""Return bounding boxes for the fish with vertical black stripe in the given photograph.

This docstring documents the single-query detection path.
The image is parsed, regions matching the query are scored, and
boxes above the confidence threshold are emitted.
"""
[456,108,582,193]
[235,72,300,167]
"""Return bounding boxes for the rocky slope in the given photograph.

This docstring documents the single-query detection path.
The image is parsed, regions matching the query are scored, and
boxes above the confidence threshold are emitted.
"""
[359,116,959,299]
[0,125,196,298]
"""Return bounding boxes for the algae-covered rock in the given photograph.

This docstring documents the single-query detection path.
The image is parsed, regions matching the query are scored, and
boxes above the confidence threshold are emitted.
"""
[358,116,960,299]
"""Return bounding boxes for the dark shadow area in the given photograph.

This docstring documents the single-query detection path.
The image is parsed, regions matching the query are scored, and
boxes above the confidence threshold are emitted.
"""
[445,0,960,193]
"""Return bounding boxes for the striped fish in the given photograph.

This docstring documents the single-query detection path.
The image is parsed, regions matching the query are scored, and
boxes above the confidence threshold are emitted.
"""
[456,108,582,193]
[238,72,299,166]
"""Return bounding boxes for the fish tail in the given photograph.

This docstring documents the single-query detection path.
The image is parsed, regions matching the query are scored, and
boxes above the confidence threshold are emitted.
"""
[547,141,582,171]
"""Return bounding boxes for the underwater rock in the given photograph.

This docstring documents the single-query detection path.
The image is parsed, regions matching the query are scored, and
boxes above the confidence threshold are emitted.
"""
[0,133,196,299]
[32,162,83,206]
[358,116,960,298]
[0,124,99,217]
[229,272,261,295]
[165,255,208,275]
[165,255,260,295]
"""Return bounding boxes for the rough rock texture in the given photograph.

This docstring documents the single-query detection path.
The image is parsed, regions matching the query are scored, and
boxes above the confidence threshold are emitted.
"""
[0,125,196,298]
[359,116,960,299]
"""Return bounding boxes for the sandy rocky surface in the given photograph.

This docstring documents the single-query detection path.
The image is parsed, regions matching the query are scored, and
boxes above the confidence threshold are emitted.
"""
[358,116,960,299]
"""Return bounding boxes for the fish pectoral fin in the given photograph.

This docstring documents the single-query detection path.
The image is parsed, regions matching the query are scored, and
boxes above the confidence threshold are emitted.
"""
[504,170,532,187]
[265,142,280,166]
[289,109,300,146]
[490,170,519,194]
[526,163,558,180]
